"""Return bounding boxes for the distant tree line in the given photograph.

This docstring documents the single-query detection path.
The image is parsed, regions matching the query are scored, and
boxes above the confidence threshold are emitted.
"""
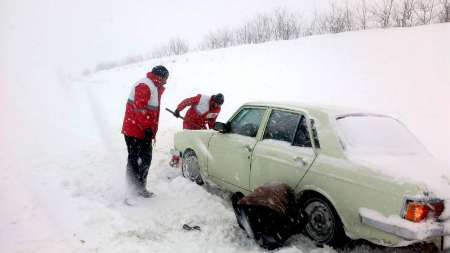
[160,0,449,54]
[90,0,449,73]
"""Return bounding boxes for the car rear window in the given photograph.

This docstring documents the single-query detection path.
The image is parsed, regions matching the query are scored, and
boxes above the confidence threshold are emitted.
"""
[336,115,427,155]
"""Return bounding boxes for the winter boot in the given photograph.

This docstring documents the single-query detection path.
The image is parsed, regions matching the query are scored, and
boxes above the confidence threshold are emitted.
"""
[138,188,154,198]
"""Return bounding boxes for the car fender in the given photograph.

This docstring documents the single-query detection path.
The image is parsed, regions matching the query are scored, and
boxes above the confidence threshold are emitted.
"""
[174,130,216,177]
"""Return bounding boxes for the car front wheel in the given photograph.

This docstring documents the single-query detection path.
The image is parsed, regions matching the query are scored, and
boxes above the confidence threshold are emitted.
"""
[302,196,347,247]
[182,150,204,185]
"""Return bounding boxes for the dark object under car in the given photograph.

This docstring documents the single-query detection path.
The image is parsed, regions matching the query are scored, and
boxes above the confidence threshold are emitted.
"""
[231,184,307,250]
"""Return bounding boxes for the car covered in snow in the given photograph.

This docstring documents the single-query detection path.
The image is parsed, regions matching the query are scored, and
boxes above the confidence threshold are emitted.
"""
[170,102,450,250]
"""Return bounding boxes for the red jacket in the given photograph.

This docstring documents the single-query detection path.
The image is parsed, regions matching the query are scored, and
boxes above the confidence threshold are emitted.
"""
[176,94,221,130]
[121,72,165,139]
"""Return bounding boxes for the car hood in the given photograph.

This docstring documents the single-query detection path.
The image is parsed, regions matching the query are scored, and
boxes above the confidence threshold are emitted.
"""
[348,153,450,202]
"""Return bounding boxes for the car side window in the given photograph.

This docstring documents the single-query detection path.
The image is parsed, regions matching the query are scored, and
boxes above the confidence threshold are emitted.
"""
[229,107,266,137]
[293,116,312,147]
[263,110,301,143]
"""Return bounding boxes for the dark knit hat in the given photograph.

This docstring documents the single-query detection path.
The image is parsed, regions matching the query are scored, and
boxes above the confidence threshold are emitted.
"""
[211,93,224,105]
[151,65,169,79]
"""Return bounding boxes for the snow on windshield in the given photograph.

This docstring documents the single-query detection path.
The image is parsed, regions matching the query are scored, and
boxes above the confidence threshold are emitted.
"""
[336,115,428,156]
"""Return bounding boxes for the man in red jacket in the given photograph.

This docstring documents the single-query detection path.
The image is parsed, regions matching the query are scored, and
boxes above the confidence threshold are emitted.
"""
[122,65,169,198]
[174,93,224,130]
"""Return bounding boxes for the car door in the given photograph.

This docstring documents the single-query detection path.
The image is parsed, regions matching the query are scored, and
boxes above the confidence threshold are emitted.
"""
[208,106,267,192]
[250,109,317,190]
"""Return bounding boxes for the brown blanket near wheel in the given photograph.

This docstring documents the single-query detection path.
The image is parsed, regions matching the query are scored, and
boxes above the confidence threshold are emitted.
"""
[233,184,304,249]
[237,184,293,216]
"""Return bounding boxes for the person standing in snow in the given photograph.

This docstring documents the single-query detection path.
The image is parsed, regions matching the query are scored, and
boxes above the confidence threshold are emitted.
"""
[121,65,169,198]
[173,93,224,130]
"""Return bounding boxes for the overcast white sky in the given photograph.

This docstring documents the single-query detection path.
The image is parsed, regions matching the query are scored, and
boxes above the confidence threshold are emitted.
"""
[0,0,333,78]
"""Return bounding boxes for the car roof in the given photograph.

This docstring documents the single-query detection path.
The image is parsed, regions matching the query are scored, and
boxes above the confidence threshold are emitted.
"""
[242,101,379,118]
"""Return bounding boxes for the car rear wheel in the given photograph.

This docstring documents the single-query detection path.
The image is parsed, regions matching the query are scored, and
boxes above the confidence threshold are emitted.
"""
[182,150,204,185]
[302,196,347,247]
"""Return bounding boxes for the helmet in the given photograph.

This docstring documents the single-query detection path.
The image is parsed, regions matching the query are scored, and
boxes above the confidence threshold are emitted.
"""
[211,93,224,105]
[151,65,169,79]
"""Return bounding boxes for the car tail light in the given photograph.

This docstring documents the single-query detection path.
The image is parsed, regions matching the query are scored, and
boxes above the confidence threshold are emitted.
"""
[402,197,445,223]
[404,202,429,222]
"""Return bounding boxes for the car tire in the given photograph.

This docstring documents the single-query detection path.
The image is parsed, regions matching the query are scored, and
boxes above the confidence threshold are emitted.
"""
[182,150,204,185]
[301,195,348,248]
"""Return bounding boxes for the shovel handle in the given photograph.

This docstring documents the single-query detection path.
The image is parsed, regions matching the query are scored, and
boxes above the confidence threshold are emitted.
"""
[165,108,184,120]
[166,107,206,129]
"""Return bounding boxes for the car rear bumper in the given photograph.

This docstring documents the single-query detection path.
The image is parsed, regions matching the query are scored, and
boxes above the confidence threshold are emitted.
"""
[359,208,450,249]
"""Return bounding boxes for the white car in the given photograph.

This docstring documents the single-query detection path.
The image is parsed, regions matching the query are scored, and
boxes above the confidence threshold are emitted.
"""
[171,102,450,250]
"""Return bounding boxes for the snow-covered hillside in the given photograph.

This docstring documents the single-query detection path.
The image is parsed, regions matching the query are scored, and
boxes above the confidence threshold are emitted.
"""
[88,22,450,164]
[1,24,449,253]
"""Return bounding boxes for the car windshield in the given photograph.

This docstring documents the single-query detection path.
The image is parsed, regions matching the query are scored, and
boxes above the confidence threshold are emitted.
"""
[336,115,428,155]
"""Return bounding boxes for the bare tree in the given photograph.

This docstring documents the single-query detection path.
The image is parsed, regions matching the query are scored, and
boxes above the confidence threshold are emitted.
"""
[235,22,253,45]
[303,11,321,36]
[414,0,438,25]
[392,0,416,27]
[343,2,354,31]
[272,9,301,40]
[232,9,302,44]
[318,2,354,33]
[217,29,235,48]
[201,31,223,49]
[354,0,371,29]
[233,17,270,45]
[167,38,190,55]
[439,0,450,22]
[252,14,274,43]
[150,37,190,57]
[201,29,236,49]
[371,0,396,28]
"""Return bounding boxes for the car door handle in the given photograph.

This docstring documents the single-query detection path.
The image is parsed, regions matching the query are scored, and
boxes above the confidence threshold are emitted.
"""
[294,156,308,167]
[242,145,253,152]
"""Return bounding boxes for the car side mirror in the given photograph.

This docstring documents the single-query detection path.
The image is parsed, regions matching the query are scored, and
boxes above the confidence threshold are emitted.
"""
[214,122,230,133]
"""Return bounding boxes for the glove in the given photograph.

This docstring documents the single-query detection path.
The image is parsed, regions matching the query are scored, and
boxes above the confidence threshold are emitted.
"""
[174,109,180,118]
[144,128,153,141]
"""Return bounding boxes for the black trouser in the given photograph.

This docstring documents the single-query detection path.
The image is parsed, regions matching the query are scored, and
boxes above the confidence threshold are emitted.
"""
[124,135,152,192]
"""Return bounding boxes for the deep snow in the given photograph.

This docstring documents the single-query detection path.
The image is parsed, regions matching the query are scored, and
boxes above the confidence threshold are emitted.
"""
[1,21,450,253]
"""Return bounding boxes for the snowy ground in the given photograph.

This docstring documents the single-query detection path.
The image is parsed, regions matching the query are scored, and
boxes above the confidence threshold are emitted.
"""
[1,23,450,252]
